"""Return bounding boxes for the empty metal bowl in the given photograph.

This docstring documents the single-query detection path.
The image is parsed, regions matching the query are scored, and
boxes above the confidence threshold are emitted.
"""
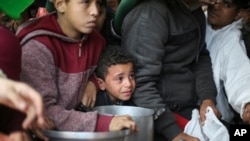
[43,129,131,141]
[93,105,154,141]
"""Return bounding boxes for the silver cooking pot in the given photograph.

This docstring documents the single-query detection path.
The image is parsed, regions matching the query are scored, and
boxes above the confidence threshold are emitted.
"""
[93,105,154,141]
[42,129,131,141]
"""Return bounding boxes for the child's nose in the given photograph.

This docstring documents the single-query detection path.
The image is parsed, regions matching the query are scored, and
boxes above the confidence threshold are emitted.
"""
[90,3,99,17]
[125,79,132,87]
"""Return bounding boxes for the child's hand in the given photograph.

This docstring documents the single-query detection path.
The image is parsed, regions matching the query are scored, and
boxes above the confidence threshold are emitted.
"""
[81,81,97,108]
[109,115,138,132]
[242,103,250,124]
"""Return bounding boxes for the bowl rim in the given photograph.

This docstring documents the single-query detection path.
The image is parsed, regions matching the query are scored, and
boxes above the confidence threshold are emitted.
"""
[43,129,131,139]
[93,105,155,117]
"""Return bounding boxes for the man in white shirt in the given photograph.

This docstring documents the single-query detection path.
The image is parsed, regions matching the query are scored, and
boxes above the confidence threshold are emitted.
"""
[205,0,250,124]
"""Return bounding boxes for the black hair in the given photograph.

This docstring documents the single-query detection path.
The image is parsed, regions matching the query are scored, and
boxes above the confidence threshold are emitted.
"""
[232,0,250,9]
[96,45,134,80]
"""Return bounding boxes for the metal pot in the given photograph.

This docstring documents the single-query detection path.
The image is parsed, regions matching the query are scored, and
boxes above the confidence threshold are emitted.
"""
[93,105,154,141]
[42,129,131,141]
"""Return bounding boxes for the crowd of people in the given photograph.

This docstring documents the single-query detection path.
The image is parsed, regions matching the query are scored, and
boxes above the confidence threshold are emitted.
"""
[0,0,250,141]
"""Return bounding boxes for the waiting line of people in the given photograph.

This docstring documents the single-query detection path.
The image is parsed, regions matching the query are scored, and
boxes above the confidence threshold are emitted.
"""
[0,0,250,141]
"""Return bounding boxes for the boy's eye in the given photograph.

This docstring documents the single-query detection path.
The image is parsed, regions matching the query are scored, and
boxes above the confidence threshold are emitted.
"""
[118,77,123,81]
[82,0,90,3]
[129,74,135,79]
[222,0,233,8]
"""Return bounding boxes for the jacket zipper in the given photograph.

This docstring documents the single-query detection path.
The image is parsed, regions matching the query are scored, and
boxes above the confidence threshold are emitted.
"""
[180,0,202,63]
[79,42,82,57]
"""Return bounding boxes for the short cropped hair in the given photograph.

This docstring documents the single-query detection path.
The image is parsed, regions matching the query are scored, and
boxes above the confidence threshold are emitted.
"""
[96,45,134,80]
[233,0,250,9]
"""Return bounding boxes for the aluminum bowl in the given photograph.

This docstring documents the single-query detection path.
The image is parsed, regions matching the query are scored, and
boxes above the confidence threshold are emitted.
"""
[93,105,154,141]
[43,129,131,141]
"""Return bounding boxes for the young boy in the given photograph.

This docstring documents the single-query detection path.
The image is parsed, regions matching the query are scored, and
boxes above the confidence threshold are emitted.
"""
[75,46,135,112]
[16,0,137,132]
[95,46,136,106]
[205,0,250,124]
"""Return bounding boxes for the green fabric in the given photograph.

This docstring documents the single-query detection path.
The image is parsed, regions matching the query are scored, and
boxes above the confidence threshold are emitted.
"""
[45,0,55,13]
[0,0,34,19]
[113,0,143,35]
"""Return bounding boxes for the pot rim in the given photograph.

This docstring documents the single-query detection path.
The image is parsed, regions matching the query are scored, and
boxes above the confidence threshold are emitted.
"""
[93,105,155,117]
[42,129,131,140]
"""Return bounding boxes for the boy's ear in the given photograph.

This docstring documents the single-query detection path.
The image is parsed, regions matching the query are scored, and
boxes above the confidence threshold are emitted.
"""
[96,78,106,90]
[53,0,66,13]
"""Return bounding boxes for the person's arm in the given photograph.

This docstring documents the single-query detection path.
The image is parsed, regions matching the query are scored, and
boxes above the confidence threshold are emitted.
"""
[20,40,101,131]
[190,8,219,123]
[80,81,97,108]
[121,3,182,140]
[193,41,220,123]
[221,36,250,123]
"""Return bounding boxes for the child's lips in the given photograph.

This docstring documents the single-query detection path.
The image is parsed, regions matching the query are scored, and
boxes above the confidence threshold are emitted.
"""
[123,91,132,96]
[87,21,96,28]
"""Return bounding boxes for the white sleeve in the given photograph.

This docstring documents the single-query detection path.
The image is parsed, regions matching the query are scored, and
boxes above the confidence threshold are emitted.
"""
[222,39,250,117]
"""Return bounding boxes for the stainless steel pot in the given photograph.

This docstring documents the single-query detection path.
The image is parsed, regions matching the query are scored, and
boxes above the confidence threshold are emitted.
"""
[43,129,131,141]
[93,105,154,141]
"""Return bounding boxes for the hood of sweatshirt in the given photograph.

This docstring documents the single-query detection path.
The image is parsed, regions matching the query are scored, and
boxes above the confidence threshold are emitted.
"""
[16,12,86,45]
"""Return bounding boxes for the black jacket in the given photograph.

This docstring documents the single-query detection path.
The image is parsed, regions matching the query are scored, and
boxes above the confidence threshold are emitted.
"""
[95,91,135,106]
[121,0,217,140]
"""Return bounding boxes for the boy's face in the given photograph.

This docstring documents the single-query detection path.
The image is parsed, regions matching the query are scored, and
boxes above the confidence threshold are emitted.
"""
[97,63,135,103]
[56,0,102,39]
[207,0,239,30]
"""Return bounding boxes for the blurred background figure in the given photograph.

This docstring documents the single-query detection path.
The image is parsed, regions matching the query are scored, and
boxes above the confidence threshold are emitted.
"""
[0,0,50,141]
[0,0,46,33]
[107,0,121,12]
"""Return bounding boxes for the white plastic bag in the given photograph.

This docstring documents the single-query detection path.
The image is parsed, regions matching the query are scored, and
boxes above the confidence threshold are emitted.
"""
[184,109,207,140]
[184,107,229,141]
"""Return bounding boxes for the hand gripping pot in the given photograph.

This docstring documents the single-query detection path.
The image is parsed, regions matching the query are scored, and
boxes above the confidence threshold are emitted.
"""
[93,105,155,141]
[43,129,131,141]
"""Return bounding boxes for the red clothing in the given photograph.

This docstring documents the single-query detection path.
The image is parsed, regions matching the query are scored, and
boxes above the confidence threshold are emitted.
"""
[16,13,111,131]
[0,26,25,134]
[0,27,21,80]
[173,113,189,130]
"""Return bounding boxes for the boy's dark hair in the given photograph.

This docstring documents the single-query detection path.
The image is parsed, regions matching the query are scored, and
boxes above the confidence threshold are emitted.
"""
[233,0,250,9]
[96,45,134,80]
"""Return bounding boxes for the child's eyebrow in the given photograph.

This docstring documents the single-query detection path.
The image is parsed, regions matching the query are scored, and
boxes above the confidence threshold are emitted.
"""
[222,0,233,4]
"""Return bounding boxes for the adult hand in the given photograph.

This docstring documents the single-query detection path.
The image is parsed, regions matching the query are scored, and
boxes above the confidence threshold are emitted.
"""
[242,103,250,124]
[0,78,45,129]
[172,132,200,141]
[199,99,221,125]
[0,132,31,141]
[81,81,97,108]
[109,115,138,132]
